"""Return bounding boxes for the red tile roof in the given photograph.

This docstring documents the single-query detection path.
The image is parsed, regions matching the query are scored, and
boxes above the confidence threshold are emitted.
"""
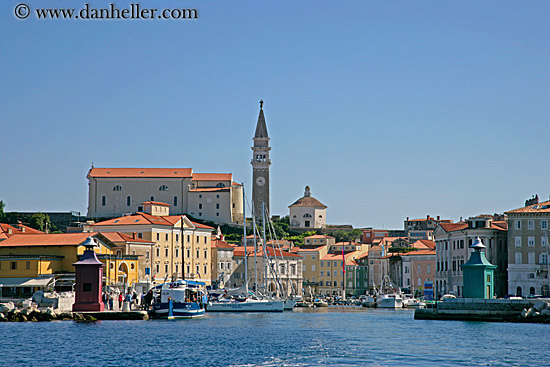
[93,213,214,230]
[0,233,98,247]
[438,222,468,232]
[491,221,508,230]
[233,246,302,258]
[289,195,327,208]
[211,238,234,249]
[192,173,232,181]
[401,249,436,256]
[506,201,550,214]
[88,168,193,178]
[305,235,334,239]
[0,223,44,238]
[141,201,170,206]
[99,232,154,244]
[296,245,327,252]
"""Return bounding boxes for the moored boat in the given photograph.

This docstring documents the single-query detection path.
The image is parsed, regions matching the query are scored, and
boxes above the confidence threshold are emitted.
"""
[207,297,284,312]
[150,281,207,319]
[377,293,403,309]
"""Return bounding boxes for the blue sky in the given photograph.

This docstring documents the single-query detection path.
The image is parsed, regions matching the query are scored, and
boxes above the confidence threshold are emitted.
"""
[1,1,549,229]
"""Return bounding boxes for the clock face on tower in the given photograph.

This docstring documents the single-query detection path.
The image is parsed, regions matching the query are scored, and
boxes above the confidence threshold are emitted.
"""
[256,176,266,187]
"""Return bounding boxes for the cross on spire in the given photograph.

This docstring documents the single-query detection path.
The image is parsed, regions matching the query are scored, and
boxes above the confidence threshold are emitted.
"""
[259,99,264,109]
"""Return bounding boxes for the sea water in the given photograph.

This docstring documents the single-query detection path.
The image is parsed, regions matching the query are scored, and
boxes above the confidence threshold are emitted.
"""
[1,307,548,366]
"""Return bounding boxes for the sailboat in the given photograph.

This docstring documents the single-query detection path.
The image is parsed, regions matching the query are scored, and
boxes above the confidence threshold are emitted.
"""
[207,184,284,312]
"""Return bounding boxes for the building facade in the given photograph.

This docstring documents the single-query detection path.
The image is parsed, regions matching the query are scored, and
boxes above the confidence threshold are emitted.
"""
[404,215,452,241]
[433,215,508,298]
[251,100,271,223]
[289,186,327,231]
[87,167,243,224]
[211,234,236,289]
[91,202,214,285]
[401,249,436,297]
[505,198,550,297]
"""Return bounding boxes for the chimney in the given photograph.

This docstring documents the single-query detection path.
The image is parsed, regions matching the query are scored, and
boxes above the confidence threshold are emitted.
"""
[406,217,409,221]
[427,215,430,220]
[7,228,13,235]
[133,232,137,239]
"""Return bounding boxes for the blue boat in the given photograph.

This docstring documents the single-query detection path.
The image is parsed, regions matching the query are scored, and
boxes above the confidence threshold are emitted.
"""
[150,280,207,319]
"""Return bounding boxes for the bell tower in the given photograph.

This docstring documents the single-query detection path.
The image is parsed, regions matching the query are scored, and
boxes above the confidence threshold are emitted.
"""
[251,100,271,222]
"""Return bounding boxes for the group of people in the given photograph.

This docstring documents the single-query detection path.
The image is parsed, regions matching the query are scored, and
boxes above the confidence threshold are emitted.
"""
[101,290,140,311]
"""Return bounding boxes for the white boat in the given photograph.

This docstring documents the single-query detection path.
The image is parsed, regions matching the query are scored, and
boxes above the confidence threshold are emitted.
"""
[404,298,426,309]
[207,297,284,312]
[283,299,297,310]
[361,295,376,308]
[377,293,403,309]
[149,281,207,319]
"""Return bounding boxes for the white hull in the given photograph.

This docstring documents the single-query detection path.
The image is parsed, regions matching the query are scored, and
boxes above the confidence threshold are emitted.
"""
[207,299,284,312]
[377,294,403,309]
[283,299,296,310]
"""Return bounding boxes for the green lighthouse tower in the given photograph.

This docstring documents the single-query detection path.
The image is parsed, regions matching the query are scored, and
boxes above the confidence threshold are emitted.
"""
[462,237,497,299]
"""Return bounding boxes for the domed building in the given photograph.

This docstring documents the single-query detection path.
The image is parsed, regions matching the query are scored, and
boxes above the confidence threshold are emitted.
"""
[288,186,327,231]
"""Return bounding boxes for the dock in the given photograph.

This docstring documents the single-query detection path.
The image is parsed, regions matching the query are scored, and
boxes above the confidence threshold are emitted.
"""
[414,298,550,323]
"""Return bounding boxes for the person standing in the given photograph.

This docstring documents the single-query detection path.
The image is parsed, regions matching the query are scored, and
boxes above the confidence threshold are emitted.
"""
[108,292,114,310]
[118,292,123,310]
[102,292,108,309]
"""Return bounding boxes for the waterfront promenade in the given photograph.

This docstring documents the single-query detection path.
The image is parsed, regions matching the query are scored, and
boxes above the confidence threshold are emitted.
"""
[1,307,548,366]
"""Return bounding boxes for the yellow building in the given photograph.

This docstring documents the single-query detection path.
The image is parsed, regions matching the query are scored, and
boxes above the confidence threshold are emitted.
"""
[0,233,139,297]
[91,202,214,285]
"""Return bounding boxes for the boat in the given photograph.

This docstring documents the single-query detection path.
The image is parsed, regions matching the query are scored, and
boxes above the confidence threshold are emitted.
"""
[149,280,207,319]
[361,295,377,308]
[283,298,297,310]
[377,293,403,309]
[313,298,328,307]
[207,296,284,312]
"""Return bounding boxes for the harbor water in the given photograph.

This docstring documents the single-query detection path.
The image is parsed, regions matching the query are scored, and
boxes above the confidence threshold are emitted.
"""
[2,307,548,366]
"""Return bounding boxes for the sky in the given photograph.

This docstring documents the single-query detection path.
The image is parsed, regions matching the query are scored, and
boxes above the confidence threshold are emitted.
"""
[1,1,549,229]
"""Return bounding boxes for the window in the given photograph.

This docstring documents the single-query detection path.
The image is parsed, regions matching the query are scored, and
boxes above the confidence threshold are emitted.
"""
[515,237,522,247]
[156,264,160,273]
[319,281,324,286]
[405,266,408,274]
[146,251,149,259]
[320,261,324,267]
[334,281,337,286]
[427,265,431,274]
[197,249,200,258]
[515,220,521,229]
[515,252,522,264]
[196,265,200,274]
[159,185,168,191]
[156,248,160,257]
[196,236,199,243]
[26,261,30,269]
[216,213,219,217]
[540,254,548,265]
[216,204,220,209]
[157,233,160,241]
[311,265,316,271]
[174,196,178,206]
[528,236,535,247]
[204,237,207,244]
[216,183,225,188]
[176,234,179,242]
[204,250,208,258]
[199,203,202,209]
[175,264,178,274]
[165,233,168,241]
[542,237,548,247]
[417,265,421,274]
[199,213,202,217]
[542,220,548,230]
[165,248,169,257]
[137,233,143,239]
[150,196,154,201]
[204,265,207,274]
[303,213,312,218]
[187,235,190,242]
[320,271,324,277]
[199,194,202,198]
[113,185,122,191]
[101,196,106,206]
[217,195,220,198]
[417,277,422,287]
[165,264,169,273]
[528,220,535,230]
[187,248,190,258]
[327,270,330,276]
[528,253,535,264]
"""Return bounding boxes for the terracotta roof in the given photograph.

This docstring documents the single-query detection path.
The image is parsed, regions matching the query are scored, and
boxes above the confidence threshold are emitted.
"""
[289,195,327,208]
[296,245,327,252]
[321,251,359,263]
[99,232,154,244]
[438,222,468,232]
[408,239,436,250]
[335,241,361,246]
[491,221,508,230]
[93,213,214,230]
[192,173,232,181]
[417,239,436,249]
[232,182,242,186]
[506,201,550,214]
[211,238,234,249]
[189,188,230,193]
[141,201,170,206]
[87,168,193,178]
[0,233,98,247]
[233,246,301,258]
[305,235,334,239]
[401,249,436,256]
[0,223,44,238]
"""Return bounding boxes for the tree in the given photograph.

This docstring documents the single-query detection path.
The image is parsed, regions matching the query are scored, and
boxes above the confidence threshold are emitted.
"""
[0,200,5,222]
[29,212,52,232]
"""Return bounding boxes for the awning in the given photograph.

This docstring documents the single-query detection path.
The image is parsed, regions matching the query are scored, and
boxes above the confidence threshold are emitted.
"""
[0,277,55,287]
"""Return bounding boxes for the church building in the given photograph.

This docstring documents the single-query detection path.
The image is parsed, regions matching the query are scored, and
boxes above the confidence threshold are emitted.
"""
[251,100,271,223]
[289,186,327,230]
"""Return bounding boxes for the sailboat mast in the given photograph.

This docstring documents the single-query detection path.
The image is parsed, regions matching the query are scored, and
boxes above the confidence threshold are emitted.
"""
[253,206,258,293]
[243,182,248,294]
[181,216,185,281]
[262,201,268,293]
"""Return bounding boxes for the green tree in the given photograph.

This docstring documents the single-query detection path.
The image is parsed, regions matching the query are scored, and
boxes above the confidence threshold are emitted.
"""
[0,200,5,222]
[29,212,52,232]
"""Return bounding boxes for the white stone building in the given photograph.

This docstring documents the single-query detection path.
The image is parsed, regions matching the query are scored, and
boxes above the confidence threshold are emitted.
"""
[87,167,243,224]
[289,186,327,230]
[505,197,550,297]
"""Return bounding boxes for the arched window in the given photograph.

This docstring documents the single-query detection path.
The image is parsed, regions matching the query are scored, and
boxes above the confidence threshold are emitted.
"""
[216,183,226,188]
[529,286,535,296]
[516,286,522,297]
[159,185,168,191]
[319,215,323,218]
[113,185,123,191]
[303,213,312,218]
